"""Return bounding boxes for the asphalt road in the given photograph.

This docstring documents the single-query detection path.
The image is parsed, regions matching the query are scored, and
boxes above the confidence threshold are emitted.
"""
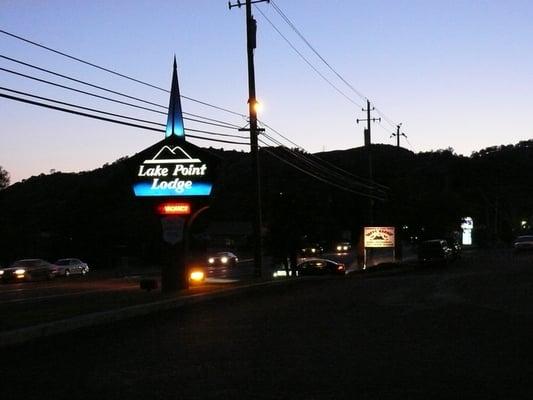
[3,249,533,399]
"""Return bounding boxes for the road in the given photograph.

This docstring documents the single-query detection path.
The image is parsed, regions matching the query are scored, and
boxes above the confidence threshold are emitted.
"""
[3,249,533,399]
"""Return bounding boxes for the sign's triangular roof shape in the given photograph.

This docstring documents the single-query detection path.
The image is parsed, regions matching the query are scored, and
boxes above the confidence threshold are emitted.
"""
[165,56,185,139]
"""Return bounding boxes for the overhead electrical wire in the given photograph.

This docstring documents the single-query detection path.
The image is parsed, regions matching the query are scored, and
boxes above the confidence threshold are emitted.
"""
[0,90,250,146]
[254,7,362,109]
[259,141,385,201]
[267,1,402,133]
[0,28,247,118]
[0,55,241,130]
[257,119,389,190]
[260,131,385,193]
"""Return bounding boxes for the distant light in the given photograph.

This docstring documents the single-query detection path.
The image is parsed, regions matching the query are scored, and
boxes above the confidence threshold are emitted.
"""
[157,202,191,215]
[521,220,528,228]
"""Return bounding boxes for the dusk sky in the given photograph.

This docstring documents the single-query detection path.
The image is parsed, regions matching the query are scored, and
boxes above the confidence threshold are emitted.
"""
[1,0,532,183]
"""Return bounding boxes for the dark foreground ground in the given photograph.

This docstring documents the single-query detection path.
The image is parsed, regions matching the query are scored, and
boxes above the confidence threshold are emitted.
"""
[2,249,533,399]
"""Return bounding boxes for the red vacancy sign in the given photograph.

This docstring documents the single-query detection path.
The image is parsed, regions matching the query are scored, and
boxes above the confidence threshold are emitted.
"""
[364,227,395,248]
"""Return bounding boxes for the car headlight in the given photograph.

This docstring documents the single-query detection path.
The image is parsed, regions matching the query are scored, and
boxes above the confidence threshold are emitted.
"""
[0,270,4,276]
[208,258,215,264]
[336,245,342,251]
[311,248,316,253]
[343,246,348,251]
[15,268,26,276]
[189,270,205,282]
[221,256,228,264]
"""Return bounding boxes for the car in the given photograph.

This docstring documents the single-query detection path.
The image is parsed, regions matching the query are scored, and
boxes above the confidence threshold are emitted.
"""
[418,239,454,265]
[54,258,90,276]
[0,259,58,282]
[334,241,352,254]
[207,252,238,267]
[299,244,324,257]
[444,238,462,259]
[296,258,346,276]
[513,235,533,251]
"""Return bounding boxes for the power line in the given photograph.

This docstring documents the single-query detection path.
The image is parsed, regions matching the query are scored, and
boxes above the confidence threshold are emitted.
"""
[0,91,250,146]
[0,55,241,130]
[0,28,247,118]
[260,131,386,193]
[257,119,389,190]
[269,1,402,130]
[270,0,367,102]
[260,142,385,200]
[254,6,362,108]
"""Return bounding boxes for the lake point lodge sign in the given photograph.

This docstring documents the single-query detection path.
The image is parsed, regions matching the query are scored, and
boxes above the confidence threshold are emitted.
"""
[134,144,212,197]
[132,58,214,198]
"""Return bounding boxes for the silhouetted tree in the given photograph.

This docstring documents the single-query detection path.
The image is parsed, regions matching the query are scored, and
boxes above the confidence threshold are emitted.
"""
[0,166,9,190]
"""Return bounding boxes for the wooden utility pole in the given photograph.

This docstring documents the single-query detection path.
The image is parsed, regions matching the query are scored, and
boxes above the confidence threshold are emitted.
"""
[357,100,380,224]
[229,0,269,277]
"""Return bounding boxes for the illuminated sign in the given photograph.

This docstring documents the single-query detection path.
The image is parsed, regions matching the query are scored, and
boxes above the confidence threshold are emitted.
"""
[461,217,473,246]
[157,202,191,215]
[133,143,212,197]
[364,227,395,248]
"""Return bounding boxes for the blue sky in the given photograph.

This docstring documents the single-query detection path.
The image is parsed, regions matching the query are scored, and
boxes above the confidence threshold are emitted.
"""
[1,0,532,183]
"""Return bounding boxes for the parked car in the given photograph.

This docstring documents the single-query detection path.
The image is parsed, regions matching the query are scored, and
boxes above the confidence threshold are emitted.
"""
[0,259,58,282]
[444,238,462,259]
[54,258,90,276]
[296,258,346,276]
[207,252,238,267]
[418,239,454,265]
[513,235,533,251]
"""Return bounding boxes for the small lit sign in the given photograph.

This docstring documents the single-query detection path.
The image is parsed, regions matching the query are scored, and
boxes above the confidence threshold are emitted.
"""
[157,202,191,215]
[364,227,395,248]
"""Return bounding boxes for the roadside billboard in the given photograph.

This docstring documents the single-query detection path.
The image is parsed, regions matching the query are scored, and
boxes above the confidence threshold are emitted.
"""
[364,226,395,248]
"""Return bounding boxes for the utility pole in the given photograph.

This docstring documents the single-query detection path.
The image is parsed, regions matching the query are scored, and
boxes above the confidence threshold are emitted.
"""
[356,100,380,225]
[229,0,269,278]
[391,123,407,148]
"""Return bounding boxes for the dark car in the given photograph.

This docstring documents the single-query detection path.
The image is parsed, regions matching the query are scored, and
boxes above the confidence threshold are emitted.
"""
[418,240,454,265]
[207,252,238,267]
[54,258,90,276]
[0,259,58,282]
[296,258,346,276]
[513,235,533,251]
[300,244,324,258]
[444,238,462,259]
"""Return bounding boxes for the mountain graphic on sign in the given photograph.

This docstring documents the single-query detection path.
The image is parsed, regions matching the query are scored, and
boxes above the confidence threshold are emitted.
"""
[145,146,201,164]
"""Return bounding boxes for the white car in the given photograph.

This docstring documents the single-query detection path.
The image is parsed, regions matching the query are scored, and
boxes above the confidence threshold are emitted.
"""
[513,236,533,251]
[207,252,238,267]
[54,258,90,276]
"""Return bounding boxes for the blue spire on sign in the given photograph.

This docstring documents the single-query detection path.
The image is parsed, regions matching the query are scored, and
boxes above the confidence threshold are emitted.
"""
[165,57,185,138]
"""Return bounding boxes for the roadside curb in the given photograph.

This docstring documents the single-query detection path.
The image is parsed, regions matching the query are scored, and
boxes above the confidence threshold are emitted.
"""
[0,279,287,349]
